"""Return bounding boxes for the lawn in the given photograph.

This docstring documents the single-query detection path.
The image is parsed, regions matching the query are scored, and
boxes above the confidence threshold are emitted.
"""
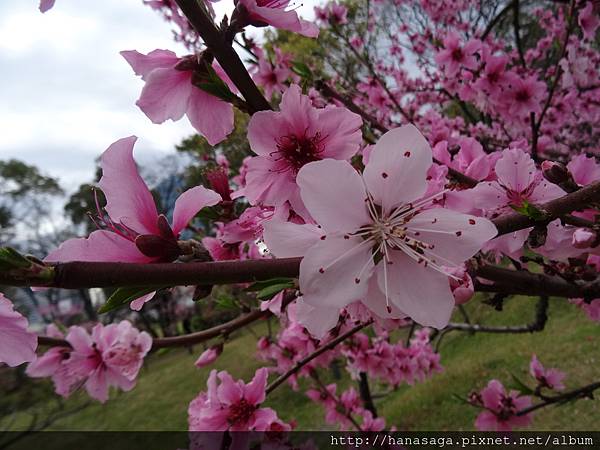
[3,295,599,432]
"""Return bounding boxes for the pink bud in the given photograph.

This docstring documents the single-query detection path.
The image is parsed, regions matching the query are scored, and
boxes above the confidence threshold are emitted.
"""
[257,336,271,350]
[572,228,596,249]
[194,346,222,368]
[448,266,474,305]
[206,167,232,201]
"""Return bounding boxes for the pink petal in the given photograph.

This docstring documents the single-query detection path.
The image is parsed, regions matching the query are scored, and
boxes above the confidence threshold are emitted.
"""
[363,125,432,214]
[300,234,373,309]
[120,49,180,80]
[217,371,243,405]
[244,367,268,405]
[238,156,297,207]
[39,0,56,13]
[44,230,152,263]
[65,326,94,354]
[0,294,37,367]
[381,252,454,328]
[494,148,536,193]
[98,136,159,235]
[186,88,235,146]
[246,111,289,157]
[316,107,363,160]
[405,208,497,266]
[361,276,406,320]
[294,298,341,339]
[85,368,110,403]
[136,67,193,124]
[262,220,322,257]
[297,159,369,233]
[171,185,221,236]
[130,292,157,311]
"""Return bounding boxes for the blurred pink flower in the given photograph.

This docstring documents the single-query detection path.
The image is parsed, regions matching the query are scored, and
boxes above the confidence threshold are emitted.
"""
[530,354,566,391]
[475,380,533,431]
[0,293,37,367]
[238,0,319,38]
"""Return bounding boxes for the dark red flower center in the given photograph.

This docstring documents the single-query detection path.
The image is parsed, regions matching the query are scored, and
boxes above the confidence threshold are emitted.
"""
[227,399,257,426]
[451,48,464,62]
[515,89,531,103]
[273,131,326,173]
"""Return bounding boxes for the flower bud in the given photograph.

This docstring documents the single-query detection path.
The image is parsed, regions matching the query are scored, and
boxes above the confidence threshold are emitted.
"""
[194,345,223,368]
[541,160,569,184]
[206,167,232,201]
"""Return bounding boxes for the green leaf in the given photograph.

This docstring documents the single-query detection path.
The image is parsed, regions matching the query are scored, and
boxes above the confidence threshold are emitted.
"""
[256,282,294,300]
[509,201,546,221]
[98,286,162,314]
[451,393,471,405]
[0,247,32,271]
[196,65,237,103]
[291,61,312,79]
[509,373,535,394]
[214,294,238,311]
[245,277,295,292]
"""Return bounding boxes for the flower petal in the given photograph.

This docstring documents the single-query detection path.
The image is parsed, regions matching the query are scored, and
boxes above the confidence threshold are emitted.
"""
[262,220,322,258]
[381,251,454,328]
[120,49,179,80]
[44,230,152,263]
[363,125,432,213]
[300,234,373,309]
[171,185,221,236]
[136,67,192,124]
[244,367,268,405]
[0,294,37,367]
[294,298,341,339]
[406,208,497,266]
[186,88,235,146]
[98,136,159,235]
[297,159,370,233]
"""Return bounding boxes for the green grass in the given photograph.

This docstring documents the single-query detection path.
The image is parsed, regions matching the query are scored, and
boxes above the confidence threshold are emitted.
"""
[3,296,599,431]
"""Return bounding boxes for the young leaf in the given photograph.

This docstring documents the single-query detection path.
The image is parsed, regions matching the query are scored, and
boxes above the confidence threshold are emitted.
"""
[291,61,312,79]
[246,277,295,292]
[0,247,32,271]
[509,373,535,394]
[256,282,294,300]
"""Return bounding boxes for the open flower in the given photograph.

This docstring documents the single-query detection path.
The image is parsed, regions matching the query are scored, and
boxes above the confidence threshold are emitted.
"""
[0,293,37,367]
[237,0,319,38]
[474,380,533,431]
[65,322,152,403]
[238,84,363,217]
[264,125,497,331]
[121,49,234,145]
[188,368,290,438]
[530,354,566,391]
[44,136,221,309]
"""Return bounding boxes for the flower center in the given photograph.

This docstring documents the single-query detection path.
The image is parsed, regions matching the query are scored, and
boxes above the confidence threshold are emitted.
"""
[227,398,257,426]
[272,132,326,173]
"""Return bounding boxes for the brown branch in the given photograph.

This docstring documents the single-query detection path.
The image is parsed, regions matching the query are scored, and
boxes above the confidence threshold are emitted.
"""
[481,0,516,41]
[37,292,297,350]
[493,180,600,236]
[174,0,271,113]
[516,381,600,416]
[265,320,371,395]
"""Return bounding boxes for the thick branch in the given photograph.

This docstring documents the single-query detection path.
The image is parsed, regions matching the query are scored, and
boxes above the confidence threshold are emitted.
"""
[174,0,271,113]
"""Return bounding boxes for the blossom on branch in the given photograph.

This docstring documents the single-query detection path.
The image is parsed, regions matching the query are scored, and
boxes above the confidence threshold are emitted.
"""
[264,125,497,334]
[236,0,319,38]
[121,49,235,145]
[473,380,533,431]
[529,354,566,391]
[44,136,221,310]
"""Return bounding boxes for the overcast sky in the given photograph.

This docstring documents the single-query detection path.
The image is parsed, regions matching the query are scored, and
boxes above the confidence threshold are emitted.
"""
[0,0,317,195]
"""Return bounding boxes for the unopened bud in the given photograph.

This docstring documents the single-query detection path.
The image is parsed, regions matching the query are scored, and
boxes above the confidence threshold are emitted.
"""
[572,228,597,249]
[206,167,232,201]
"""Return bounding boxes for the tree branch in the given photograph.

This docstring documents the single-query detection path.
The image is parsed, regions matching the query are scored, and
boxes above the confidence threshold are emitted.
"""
[174,0,271,113]
[265,320,371,395]
[517,381,600,416]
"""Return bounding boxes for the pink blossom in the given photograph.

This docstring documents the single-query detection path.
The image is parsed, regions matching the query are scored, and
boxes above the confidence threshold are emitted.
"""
[237,0,319,38]
[0,293,37,367]
[264,125,497,333]
[39,0,56,12]
[238,84,363,216]
[572,228,596,249]
[188,368,290,434]
[579,2,599,41]
[474,380,533,431]
[26,325,82,398]
[64,321,152,403]
[468,147,564,256]
[529,354,566,391]
[44,137,220,309]
[195,346,222,368]
[121,49,234,145]
[502,74,546,117]
[435,32,480,76]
